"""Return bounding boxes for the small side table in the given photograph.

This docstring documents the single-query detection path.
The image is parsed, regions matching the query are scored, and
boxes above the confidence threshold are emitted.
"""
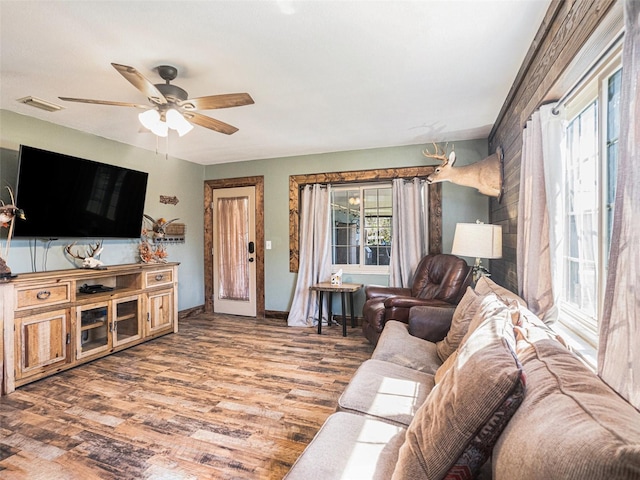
[309,282,363,337]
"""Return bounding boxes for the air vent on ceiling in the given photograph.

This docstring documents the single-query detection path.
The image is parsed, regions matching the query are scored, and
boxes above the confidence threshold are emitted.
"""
[17,96,64,112]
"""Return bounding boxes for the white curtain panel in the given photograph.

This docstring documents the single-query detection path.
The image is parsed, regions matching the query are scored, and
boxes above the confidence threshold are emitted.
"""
[517,104,563,323]
[389,178,427,288]
[599,0,640,409]
[288,184,332,327]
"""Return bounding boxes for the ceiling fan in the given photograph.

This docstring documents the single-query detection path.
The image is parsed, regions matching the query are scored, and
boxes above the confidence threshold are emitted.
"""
[59,63,254,136]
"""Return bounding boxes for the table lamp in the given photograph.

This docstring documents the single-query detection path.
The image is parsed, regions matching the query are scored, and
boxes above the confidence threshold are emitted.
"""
[451,221,502,282]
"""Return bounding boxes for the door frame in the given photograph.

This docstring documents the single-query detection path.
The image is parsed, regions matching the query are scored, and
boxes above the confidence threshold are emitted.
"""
[204,176,265,317]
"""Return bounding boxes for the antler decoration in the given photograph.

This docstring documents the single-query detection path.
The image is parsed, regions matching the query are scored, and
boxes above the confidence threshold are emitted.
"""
[422,142,452,164]
[0,186,26,259]
[64,241,105,269]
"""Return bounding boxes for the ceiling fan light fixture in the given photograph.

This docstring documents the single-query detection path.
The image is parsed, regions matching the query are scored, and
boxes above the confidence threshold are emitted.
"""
[139,108,160,129]
[166,108,194,137]
[139,108,168,137]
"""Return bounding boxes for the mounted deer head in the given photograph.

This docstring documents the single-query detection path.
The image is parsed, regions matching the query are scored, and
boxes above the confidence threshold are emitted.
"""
[65,241,104,269]
[423,143,503,198]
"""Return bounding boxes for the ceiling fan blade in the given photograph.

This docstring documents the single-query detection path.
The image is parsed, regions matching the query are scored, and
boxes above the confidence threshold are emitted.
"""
[183,111,239,135]
[180,93,254,110]
[58,97,149,109]
[111,63,167,105]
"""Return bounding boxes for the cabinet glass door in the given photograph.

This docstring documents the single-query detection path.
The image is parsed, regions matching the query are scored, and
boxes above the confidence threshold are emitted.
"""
[113,296,141,347]
[77,303,109,358]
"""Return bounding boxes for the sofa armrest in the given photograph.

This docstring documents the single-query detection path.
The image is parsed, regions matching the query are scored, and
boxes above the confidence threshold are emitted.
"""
[407,305,456,342]
[364,285,411,301]
[383,297,454,324]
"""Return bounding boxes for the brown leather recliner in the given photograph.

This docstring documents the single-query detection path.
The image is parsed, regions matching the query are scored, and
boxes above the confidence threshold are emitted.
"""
[362,253,471,345]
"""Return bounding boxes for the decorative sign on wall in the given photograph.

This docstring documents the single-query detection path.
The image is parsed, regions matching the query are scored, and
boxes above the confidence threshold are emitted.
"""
[160,195,179,205]
[142,215,185,244]
[155,223,186,244]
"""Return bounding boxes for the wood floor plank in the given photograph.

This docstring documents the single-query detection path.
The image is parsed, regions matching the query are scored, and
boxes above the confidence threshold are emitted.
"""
[0,314,373,479]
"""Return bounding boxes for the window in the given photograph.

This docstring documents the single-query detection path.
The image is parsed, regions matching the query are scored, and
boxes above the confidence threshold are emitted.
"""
[331,184,392,272]
[555,58,621,364]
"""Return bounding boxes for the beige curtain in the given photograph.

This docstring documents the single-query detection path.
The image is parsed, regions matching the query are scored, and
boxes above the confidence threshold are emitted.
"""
[517,104,563,323]
[288,184,332,327]
[598,0,640,409]
[389,178,427,288]
[216,196,249,301]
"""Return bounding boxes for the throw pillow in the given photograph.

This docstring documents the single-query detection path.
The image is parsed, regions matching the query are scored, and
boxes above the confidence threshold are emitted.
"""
[493,336,640,479]
[435,287,480,362]
[392,298,525,480]
[475,276,526,307]
[434,294,511,383]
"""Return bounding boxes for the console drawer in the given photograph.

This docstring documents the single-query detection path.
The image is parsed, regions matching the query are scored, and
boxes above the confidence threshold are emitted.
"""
[145,269,173,288]
[15,282,72,310]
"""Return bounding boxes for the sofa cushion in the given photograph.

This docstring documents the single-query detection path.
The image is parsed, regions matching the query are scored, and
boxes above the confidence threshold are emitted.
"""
[372,320,442,374]
[493,329,640,479]
[283,412,406,480]
[474,276,526,307]
[434,293,512,384]
[392,299,525,480]
[338,359,435,427]
[435,287,481,362]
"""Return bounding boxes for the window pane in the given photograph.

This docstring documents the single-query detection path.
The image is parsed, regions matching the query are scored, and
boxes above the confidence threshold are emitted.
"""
[564,101,598,320]
[331,184,391,267]
[363,187,391,266]
[331,189,360,265]
[605,69,621,255]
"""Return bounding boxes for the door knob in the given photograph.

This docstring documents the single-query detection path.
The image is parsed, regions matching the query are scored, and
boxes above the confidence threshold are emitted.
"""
[248,241,255,254]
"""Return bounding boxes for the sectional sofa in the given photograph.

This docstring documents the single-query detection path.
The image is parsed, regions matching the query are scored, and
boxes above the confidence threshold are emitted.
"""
[285,277,640,479]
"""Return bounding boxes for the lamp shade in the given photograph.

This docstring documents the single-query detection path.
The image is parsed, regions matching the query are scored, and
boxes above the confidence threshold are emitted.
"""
[138,109,168,137]
[451,222,502,259]
[166,109,194,136]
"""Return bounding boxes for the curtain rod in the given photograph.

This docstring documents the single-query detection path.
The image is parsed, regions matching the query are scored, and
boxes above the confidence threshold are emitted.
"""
[552,30,625,115]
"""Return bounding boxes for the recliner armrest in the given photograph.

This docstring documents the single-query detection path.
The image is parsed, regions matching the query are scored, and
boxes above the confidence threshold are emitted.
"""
[383,296,452,309]
[365,285,411,301]
[407,305,456,342]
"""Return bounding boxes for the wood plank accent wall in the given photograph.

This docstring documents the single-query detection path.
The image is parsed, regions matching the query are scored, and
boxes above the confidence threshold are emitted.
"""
[488,0,616,292]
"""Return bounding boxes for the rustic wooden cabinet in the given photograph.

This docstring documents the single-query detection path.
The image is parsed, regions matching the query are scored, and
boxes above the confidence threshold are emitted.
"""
[15,308,71,382]
[1,262,179,394]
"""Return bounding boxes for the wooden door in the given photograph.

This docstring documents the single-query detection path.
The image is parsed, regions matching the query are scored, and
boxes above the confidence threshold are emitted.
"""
[212,186,257,317]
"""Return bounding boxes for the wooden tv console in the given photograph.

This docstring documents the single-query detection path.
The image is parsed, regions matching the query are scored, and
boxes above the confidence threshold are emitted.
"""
[0,262,179,395]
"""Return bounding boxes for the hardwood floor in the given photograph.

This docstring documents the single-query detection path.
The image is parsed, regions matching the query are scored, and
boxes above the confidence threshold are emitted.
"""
[0,314,374,479]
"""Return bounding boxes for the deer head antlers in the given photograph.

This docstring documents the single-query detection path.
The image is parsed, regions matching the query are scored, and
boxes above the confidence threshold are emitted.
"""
[64,241,104,269]
[422,142,454,165]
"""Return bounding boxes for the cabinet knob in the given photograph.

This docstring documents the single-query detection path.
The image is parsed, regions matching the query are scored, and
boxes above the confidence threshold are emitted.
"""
[36,290,51,300]
[155,274,164,281]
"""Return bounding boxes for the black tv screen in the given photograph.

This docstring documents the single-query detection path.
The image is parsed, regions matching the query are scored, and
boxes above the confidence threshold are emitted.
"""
[14,145,148,239]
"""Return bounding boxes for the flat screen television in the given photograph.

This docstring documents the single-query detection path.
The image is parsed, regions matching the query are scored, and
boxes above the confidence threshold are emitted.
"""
[14,145,148,239]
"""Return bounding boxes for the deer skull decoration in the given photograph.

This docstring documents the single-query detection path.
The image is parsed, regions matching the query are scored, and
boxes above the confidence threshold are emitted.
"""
[424,143,504,199]
[65,241,104,269]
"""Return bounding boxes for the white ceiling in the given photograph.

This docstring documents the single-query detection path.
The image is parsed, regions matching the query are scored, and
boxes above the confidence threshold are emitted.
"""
[0,1,550,166]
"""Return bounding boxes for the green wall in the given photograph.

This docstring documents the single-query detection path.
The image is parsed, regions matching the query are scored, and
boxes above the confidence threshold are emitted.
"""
[0,110,205,311]
[205,139,489,314]
[1,109,489,316]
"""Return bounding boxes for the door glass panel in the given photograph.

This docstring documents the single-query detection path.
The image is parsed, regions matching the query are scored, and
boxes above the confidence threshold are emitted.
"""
[115,298,139,344]
[216,196,250,301]
[79,306,108,355]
